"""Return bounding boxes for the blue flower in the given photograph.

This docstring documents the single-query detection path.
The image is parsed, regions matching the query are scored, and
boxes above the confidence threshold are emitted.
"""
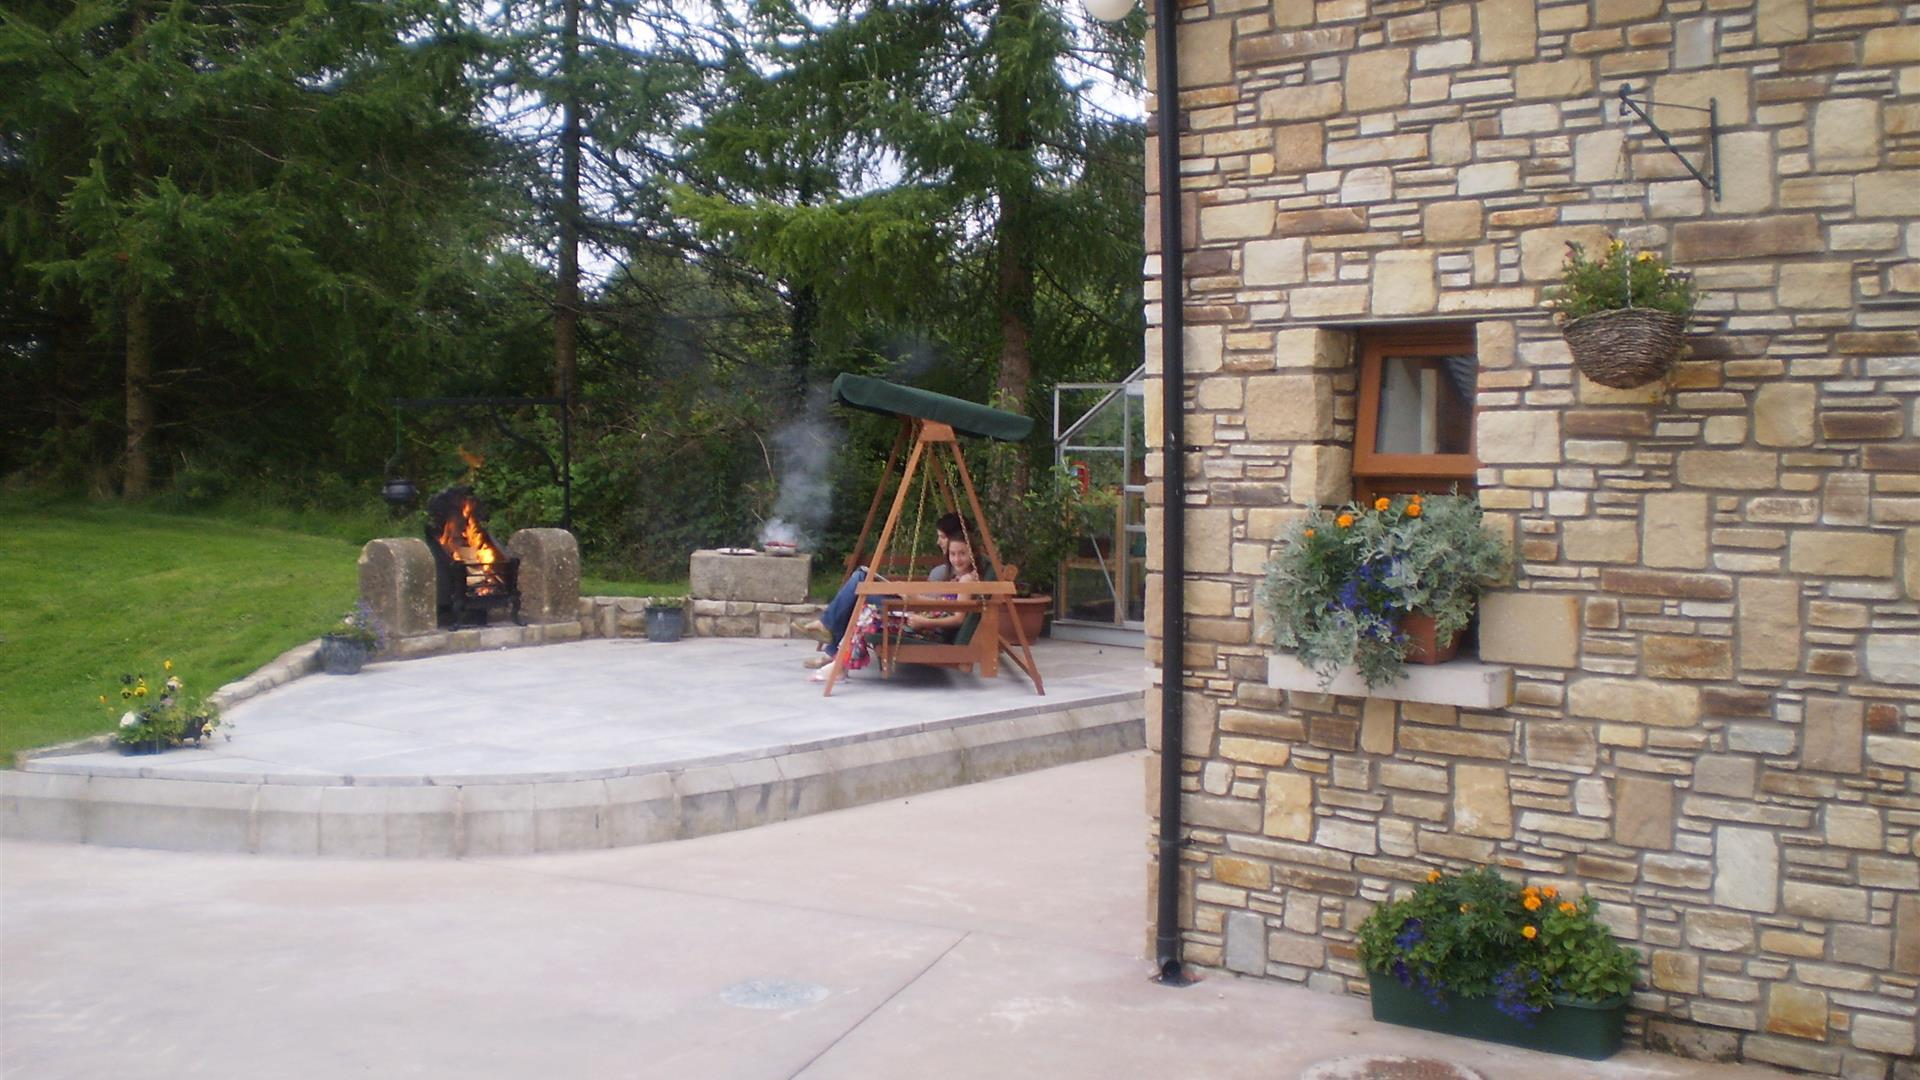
[1393,918,1425,950]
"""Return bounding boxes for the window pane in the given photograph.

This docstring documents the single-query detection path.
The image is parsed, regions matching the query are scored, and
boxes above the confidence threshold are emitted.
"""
[1374,354,1475,455]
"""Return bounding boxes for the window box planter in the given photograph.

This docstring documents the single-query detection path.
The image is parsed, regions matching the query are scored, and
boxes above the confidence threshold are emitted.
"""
[1366,971,1627,1061]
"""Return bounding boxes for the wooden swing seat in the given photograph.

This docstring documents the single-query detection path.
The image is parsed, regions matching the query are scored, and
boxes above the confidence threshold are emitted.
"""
[820,375,1044,697]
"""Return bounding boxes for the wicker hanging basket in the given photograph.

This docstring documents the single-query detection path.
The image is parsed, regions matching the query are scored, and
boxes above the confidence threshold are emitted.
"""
[1561,307,1687,389]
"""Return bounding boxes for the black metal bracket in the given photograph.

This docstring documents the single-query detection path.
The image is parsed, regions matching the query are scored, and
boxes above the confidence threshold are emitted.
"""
[1615,84,1720,202]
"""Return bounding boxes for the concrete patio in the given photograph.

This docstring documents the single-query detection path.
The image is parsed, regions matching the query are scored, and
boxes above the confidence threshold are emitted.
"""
[2,637,1145,856]
[0,754,1798,1080]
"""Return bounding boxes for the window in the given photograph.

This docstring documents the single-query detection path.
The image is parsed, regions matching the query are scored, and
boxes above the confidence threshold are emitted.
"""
[1353,326,1478,502]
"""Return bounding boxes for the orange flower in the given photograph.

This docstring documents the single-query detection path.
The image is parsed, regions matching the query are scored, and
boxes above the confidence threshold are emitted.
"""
[1426,869,1442,884]
[1522,925,1538,940]
[1522,885,1539,897]
[1304,528,1315,538]
[1542,887,1557,900]
[1559,901,1577,915]
[1524,895,1542,911]
[1405,503,1422,518]
[1336,513,1355,528]
[1374,497,1390,511]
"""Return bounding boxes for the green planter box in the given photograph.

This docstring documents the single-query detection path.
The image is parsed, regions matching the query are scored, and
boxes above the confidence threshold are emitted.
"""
[1366,970,1627,1060]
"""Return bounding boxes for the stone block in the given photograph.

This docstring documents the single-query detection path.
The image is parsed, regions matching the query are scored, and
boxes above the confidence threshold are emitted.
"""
[1825,805,1881,850]
[1898,896,1920,975]
[1643,635,1733,680]
[1801,697,1863,774]
[1245,238,1306,286]
[1653,69,1751,129]
[1717,131,1776,215]
[1754,0,1808,44]
[358,537,438,637]
[1737,578,1801,672]
[507,528,580,623]
[1753,383,1817,446]
[1867,635,1920,685]
[1345,48,1410,113]
[688,549,811,604]
[1562,520,1639,564]
[1567,678,1700,727]
[1478,592,1579,668]
[1616,776,1673,848]
[1526,722,1598,770]
[1789,532,1896,578]
[1813,99,1880,172]
[1288,444,1352,506]
[1453,765,1512,839]
[1224,910,1267,975]
[1371,250,1436,315]
[1177,18,1232,87]
[1784,882,1868,922]
[1477,0,1538,62]
[1644,492,1709,569]
[1713,827,1779,913]
[1272,122,1325,173]
[1424,201,1483,244]
[1652,950,1700,993]
[1245,376,1333,442]
[1476,411,1561,464]
[1677,449,1778,489]
[1850,1015,1917,1057]
[1765,985,1828,1040]
[1259,82,1343,122]
[1200,201,1276,241]
[1520,225,1610,281]
[1264,771,1313,840]
[1687,910,1756,952]
[1673,216,1821,262]
[1776,265,1854,312]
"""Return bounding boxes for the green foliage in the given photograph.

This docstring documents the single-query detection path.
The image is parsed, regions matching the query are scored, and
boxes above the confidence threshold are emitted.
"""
[1259,495,1511,689]
[327,602,389,652]
[100,661,223,749]
[974,440,1111,596]
[1543,237,1698,322]
[1356,868,1639,1011]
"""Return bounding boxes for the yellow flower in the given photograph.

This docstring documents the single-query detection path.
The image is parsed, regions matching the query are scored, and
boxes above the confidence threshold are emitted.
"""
[1426,870,1442,884]
[1524,895,1542,911]
[1336,513,1355,528]
[1609,238,1624,252]
[1559,901,1577,915]
[98,695,108,705]
[164,659,173,671]
[1459,903,1471,913]
[1637,251,1655,263]
[1522,925,1538,940]
[134,686,147,697]
[1374,497,1390,511]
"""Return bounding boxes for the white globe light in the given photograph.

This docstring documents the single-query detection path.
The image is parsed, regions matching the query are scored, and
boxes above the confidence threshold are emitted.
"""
[1085,0,1137,22]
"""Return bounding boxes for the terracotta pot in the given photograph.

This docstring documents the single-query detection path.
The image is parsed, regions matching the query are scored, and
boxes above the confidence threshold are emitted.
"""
[1399,610,1460,665]
[996,595,1052,643]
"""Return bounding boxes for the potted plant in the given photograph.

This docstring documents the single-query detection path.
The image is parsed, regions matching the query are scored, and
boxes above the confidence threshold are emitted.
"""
[319,601,387,674]
[1357,867,1639,1060]
[1545,236,1698,389]
[1259,493,1510,689]
[978,448,1110,640]
[100,660,224,754]
[644,596,686,643]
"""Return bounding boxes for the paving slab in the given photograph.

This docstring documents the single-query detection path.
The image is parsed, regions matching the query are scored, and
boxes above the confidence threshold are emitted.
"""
[0,755,1795,1080]
[5,638,1145,855]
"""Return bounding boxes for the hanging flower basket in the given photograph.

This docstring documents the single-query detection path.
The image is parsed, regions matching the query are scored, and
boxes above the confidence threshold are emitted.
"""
[1562,307,1687,389]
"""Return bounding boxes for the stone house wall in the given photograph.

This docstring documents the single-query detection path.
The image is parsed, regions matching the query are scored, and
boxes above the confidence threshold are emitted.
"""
[1140,1,1919,1074]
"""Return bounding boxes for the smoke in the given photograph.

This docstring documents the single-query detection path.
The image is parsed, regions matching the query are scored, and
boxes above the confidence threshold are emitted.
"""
[758,384,840,550]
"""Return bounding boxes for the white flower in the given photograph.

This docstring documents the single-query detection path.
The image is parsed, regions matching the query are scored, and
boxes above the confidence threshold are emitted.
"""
[119,712,140,729]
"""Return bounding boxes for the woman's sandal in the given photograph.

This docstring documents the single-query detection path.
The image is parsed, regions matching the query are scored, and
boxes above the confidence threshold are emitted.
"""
[802,653,833,670]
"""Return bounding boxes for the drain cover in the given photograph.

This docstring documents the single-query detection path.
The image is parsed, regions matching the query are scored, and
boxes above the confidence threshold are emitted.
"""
[1301,1056,1483,1080]
[718,979,830,1010]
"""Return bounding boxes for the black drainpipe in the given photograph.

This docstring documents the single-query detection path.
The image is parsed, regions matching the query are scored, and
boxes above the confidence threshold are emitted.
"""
[1152,0,1189,987]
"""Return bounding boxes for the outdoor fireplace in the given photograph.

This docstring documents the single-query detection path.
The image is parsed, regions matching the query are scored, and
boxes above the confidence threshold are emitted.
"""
[425,486,522,627]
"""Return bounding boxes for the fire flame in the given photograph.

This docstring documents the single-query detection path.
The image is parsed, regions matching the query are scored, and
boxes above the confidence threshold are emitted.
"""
[436,496,502,575]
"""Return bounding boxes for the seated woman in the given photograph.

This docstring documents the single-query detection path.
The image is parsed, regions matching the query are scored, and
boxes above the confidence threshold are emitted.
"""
[801,512,976,669]
[811,540,978,681]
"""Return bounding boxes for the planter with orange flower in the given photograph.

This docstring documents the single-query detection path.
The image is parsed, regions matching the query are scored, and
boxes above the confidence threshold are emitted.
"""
[1258,494,1509,689]
[1356,867,1640,1060]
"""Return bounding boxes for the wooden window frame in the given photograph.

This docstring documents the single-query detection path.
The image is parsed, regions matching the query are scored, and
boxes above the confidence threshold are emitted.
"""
[1352,326,1479,502]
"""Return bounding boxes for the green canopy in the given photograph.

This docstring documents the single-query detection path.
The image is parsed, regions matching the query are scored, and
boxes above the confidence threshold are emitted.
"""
[831,374,1033,442]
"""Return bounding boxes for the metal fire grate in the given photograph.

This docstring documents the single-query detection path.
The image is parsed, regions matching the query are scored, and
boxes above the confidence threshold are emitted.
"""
[425,486,523,628]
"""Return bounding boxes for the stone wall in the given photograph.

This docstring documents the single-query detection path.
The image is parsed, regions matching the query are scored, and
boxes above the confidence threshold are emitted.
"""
[1143,1,1919,1075]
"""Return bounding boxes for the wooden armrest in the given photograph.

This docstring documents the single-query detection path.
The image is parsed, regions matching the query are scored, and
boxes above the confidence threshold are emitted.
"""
[855,580,1016,598]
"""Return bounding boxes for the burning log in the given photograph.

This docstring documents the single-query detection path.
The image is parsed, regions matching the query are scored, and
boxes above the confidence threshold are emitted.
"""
[424,486,522,627]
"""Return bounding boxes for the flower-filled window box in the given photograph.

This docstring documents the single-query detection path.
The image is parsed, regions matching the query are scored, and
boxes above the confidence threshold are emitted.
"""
[1259,494,1511,693]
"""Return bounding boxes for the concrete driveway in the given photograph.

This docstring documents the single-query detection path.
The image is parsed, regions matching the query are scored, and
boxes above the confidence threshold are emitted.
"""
[1,752,1792,1079]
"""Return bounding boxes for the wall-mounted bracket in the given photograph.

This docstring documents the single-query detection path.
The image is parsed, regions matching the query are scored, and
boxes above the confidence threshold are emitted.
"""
[1614,83,1720,202]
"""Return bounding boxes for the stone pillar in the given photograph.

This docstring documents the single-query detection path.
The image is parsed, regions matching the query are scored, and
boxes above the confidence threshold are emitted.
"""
[507,528,580,624]
[357,538,436,637]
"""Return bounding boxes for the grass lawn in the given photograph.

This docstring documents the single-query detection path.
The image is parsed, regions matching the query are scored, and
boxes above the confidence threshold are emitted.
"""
[0,497,679,765]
